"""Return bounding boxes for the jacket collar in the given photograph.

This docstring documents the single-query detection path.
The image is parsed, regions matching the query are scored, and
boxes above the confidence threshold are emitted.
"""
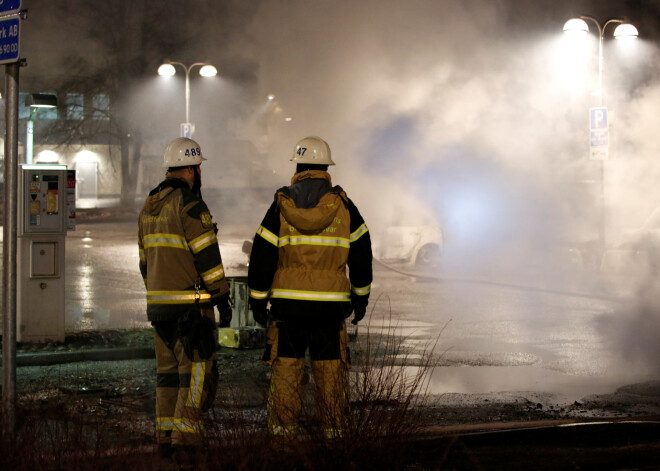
[290,170,332,186]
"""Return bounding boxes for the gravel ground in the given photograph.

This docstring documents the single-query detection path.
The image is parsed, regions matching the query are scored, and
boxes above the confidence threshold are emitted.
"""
[7,328,660,424]
[3,317,660,470]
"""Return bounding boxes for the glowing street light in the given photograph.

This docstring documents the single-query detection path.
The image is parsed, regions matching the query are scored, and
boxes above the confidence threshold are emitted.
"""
[563,16,638,252]
[562,16,638,106]
[157,60,218,136]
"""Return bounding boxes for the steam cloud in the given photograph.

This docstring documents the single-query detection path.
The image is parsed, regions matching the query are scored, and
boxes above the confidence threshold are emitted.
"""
[16,0,660,376]
[241,0,660,375]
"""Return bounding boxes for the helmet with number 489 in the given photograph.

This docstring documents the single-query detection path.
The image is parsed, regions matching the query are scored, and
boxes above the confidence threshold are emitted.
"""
[290,136,335,166]
[163,137,207,168]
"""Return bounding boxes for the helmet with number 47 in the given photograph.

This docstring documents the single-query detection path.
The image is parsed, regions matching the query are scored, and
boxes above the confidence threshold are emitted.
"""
[290,136,335,166]
[163,137,207,168]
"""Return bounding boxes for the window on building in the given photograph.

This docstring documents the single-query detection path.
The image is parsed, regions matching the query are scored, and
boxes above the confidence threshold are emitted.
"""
[92,94,110,120]
[66,93,84,120]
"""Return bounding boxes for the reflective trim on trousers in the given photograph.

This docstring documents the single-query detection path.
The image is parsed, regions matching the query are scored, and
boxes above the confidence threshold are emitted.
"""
[270,425,300,436]
[156,417,203,434]
[186,362,206,409]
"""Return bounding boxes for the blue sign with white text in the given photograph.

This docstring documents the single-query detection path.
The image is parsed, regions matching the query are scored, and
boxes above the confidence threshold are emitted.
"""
[0,0,21,15]
[590,107,608,130]
[180,123,192,138]
[590,130,609,147]
[0,16,19,64]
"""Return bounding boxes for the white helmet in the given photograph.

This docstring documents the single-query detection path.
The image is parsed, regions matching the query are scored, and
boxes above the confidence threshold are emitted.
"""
[290,136,335,165]
[163,137,207,168]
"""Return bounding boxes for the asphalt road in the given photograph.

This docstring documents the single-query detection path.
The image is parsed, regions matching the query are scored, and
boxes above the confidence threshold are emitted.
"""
[3,215,660,469]
[52,218,659,407]
[2,212,659,405]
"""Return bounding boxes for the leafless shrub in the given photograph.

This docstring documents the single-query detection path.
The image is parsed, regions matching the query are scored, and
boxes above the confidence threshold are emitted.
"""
[234,296,446,471]
[1,300,444,470]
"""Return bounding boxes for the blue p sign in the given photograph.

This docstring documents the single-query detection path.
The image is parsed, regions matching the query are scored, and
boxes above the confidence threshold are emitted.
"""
[180,123,192,138]
[590,108,608,130]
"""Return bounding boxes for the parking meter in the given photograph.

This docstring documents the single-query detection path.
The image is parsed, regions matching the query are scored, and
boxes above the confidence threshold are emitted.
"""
[17,164,69,342]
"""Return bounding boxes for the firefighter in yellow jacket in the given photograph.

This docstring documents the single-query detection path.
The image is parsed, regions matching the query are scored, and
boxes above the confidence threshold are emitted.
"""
[138,137,232,462]
[248,136,373,437]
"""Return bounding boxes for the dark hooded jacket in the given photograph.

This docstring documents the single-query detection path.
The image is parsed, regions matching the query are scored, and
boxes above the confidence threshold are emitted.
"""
[248,170,372,321]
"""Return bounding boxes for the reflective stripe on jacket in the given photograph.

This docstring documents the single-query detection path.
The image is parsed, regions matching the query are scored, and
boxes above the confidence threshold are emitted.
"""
[248,171,372,314]
[138,178,229,321]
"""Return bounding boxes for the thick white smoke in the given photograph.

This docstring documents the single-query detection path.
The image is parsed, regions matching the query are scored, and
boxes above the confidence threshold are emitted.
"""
[239,0,660,376]
[241,1,642,258]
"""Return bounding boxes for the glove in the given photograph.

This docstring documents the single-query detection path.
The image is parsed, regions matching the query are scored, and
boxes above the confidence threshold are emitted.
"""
[350,294,368,325]
[217,294,232,328]
[343,302,354,319]
[250,298,269,327]
[178,310,216,361]
[352,304,367,325]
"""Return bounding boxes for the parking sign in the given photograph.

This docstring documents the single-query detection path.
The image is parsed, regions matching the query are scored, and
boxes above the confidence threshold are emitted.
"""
[180,123,192,138]
[589,107,609,161]
[590,107,608,130]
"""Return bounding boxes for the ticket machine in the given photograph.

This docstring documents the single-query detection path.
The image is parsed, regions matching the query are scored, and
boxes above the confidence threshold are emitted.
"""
[17,164,69,342]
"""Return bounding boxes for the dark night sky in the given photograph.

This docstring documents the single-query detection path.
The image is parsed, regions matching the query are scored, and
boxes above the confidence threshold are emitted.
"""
[11,0,660,239]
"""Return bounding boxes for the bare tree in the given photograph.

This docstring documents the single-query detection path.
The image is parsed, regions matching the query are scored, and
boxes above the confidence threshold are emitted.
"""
[42,0,210,205]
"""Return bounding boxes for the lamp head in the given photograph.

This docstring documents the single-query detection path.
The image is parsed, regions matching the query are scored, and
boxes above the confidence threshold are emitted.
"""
[158,63,176,76]
[26,93,57,108]
[199,64,217,77]
[563,18,589,35]
[613,23,639,39]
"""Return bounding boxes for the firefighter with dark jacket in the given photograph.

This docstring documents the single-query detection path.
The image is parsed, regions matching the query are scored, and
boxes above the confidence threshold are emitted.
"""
[248,136,373,437]
[138,137,232,462]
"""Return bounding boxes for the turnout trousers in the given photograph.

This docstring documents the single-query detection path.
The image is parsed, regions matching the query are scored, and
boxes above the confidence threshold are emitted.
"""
[263,318,351,436]
[153,308,218,447]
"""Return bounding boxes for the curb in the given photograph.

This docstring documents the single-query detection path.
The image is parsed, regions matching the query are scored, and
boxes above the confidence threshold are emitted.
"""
[4,345,260,367]
[3,347,155,367]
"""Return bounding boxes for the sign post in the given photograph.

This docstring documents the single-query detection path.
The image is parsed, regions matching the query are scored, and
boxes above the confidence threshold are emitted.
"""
[2,0,22,437]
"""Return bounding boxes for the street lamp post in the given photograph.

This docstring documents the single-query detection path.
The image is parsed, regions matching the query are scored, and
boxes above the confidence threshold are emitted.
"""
[563,16,638,254]
[24,93,57,165]
[157,61,218,137]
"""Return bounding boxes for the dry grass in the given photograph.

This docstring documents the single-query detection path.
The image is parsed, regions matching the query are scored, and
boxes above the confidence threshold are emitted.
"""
[1,300,444,470]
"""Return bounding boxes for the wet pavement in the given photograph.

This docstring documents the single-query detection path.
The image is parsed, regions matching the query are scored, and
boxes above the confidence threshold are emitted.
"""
[3,204,660,468]
[3,206,659,403]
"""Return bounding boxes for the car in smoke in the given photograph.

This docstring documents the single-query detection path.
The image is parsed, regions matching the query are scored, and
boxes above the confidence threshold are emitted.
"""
[374,225,443,267]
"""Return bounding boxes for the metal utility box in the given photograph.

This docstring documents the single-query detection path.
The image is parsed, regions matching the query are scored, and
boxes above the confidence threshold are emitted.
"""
[228,276,255,328]
[17,165,68,343]
[218,276,265,349]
